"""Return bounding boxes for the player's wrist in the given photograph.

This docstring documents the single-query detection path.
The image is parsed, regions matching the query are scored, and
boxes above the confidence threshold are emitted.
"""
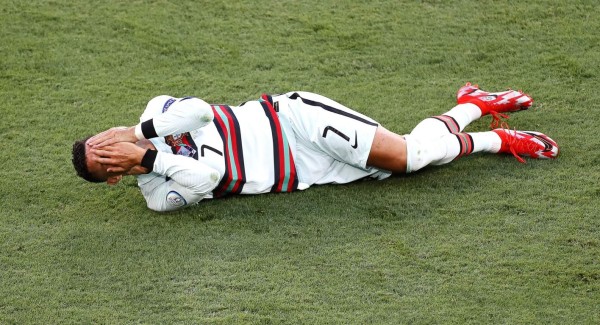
[125,126,138,142]
[140,149,158,172]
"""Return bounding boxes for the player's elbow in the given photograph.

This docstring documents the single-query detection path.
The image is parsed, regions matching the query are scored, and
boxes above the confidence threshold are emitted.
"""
[147,170,220,212]
[187,170,221,195]
[180,97,214,126]
[147,203,169,213]
[144,199,170,212]
[143,191,190,212]
[145,197,189,213]
[197,100,214,125]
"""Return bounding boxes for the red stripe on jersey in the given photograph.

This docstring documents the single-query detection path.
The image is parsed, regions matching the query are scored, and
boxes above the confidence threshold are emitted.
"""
[211,109,234,195]
[260,94,299,193]
[262,95,287,192]
[287,152,297,192]
[218,106,244,193]
[211,105,246,197]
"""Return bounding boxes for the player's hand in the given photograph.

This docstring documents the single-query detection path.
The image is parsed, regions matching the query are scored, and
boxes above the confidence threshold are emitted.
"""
[90,142,146,173]
[87,126,137,148]
[125,165,150,176]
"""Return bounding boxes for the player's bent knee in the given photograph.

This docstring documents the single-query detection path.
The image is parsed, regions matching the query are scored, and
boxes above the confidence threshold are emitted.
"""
[404,134,445,173]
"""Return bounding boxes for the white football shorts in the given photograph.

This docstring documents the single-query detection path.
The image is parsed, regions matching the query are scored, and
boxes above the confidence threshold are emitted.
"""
[274,91,391,186]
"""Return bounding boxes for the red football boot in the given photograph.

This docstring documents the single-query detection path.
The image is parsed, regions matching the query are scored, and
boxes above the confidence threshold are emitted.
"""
[492,128,559,163]
[457,82,533,128]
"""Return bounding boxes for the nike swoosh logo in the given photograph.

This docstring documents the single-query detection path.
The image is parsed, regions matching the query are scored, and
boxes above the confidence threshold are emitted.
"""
[351,131,358,149]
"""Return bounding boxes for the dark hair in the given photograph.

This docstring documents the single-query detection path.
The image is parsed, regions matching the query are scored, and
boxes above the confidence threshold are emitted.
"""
[72,136,104,183]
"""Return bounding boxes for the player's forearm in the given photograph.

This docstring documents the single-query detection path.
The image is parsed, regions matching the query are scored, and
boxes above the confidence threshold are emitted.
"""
[134,97,213,140]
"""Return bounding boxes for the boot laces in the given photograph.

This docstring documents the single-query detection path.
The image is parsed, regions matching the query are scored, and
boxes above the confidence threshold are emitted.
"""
[500,123,542,164]
[489,111,510,129]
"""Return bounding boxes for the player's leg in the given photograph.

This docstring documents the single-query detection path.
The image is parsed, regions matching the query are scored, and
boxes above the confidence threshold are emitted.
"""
[402,131,500,172]
[280,90,557,177]
[366,127,499,173]
[401,129,559,172]
[366,126,559,174]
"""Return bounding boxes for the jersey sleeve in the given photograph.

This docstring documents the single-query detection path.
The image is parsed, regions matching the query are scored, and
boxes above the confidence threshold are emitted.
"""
[134,96,214,140]
[138,151,221,212]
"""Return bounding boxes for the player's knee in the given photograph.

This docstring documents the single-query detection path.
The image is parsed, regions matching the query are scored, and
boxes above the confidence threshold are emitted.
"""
[404,134,441,173]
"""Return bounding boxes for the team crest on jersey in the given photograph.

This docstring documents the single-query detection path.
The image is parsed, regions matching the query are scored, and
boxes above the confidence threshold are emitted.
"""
[165,133,198,159]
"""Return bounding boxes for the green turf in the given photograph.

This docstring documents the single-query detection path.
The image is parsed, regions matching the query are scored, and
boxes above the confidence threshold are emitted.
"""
[1,0,599,323]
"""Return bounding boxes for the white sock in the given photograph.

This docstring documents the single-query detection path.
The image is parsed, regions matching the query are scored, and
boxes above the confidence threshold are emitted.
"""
[410,103,482,138]
[405,131,502,172]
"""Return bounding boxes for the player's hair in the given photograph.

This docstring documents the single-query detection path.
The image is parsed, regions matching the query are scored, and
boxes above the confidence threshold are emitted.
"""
[72,136,104,183]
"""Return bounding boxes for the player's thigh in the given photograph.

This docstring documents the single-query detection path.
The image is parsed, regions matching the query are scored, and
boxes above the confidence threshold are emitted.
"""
[366,126,408,173]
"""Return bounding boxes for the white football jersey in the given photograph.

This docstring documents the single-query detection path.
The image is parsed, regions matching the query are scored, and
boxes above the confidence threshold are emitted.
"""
[135,94,298,211]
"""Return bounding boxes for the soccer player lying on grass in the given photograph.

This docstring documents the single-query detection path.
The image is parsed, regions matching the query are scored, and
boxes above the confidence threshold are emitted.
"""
[72,83,559,212]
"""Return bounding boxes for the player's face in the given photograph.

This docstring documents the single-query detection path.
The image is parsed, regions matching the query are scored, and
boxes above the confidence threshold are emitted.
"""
[85,146,124,182]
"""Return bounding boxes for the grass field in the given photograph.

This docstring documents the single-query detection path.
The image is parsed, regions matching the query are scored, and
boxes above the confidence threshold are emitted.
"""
[1,0,599,323]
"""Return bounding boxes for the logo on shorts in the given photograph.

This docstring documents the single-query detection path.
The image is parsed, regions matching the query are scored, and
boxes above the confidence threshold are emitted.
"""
[351,131,358,149]
[166,191,187,207]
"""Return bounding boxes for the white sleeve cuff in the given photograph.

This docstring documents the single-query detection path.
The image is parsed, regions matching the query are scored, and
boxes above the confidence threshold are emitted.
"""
[135,123,145,140]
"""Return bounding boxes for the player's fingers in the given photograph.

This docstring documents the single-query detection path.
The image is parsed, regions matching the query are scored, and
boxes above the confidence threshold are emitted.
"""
[87,127,127,147]
[90,132,120,148]
[86,131,107,144]
[89,147,114,158]
[125,165,146,175]
[91,137,118,148]
[93,156,117,165]
[106,166,127,173]
[87,129,114,145]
